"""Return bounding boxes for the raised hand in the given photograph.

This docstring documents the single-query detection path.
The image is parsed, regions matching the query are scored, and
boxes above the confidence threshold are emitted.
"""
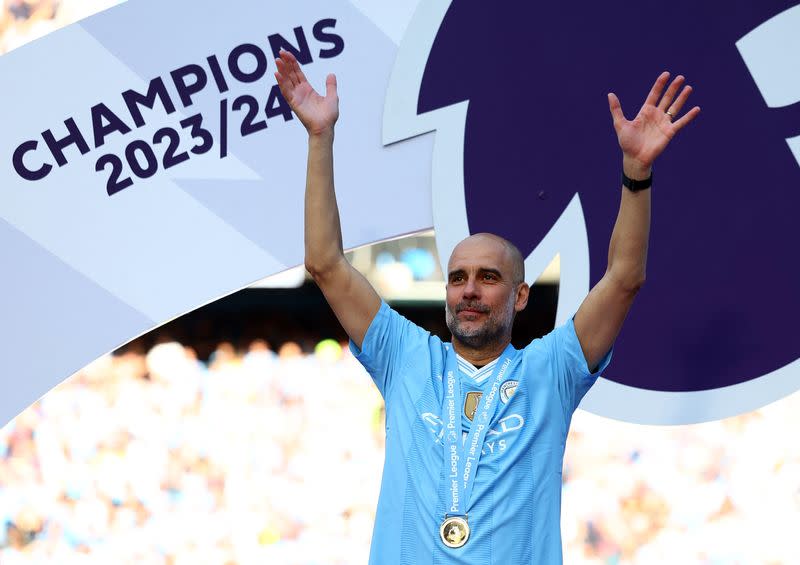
[274,50,339,136]
[608,72,700,177]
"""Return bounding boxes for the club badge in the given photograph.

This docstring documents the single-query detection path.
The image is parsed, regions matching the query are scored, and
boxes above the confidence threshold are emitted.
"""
[500,380,518,404]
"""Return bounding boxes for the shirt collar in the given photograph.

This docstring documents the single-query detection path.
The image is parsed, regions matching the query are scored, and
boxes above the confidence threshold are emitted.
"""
[456,354,500,384]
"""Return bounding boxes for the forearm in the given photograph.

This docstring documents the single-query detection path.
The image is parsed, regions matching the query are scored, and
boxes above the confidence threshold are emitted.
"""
[606,157,651,291]
[304,128,345,278]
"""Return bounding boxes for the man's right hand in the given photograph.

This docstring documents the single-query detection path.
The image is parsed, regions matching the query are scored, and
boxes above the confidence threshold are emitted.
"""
[276,50,381,350]
[275,50,339,136]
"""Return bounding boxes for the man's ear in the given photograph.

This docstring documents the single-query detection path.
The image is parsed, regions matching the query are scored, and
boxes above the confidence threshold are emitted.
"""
[514,282,530,312]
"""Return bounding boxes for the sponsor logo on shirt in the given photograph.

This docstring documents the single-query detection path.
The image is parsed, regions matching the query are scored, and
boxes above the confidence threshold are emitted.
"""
[422,412,524,456]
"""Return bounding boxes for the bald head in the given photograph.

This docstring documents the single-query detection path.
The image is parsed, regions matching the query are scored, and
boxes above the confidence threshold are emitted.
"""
[449,233,525,284]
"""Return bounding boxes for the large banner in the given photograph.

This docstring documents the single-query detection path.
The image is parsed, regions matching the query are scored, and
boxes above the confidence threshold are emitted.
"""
[2,0,798,427]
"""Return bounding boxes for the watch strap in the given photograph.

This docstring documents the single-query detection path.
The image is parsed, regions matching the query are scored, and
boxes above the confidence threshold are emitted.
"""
[621,170,652,192]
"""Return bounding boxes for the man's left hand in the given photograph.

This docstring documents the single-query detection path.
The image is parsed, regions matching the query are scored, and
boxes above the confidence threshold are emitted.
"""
[608,72,701,178]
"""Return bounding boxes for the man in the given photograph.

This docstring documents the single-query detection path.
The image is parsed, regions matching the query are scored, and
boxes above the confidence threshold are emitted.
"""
[274,50,699,564]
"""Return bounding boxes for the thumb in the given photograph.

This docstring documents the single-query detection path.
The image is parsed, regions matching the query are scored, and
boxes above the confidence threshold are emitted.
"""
[608,92,626,127]
[326,73,338,99]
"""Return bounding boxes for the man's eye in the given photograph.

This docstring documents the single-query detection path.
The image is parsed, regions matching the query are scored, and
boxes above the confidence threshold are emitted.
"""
[483,273,496,281]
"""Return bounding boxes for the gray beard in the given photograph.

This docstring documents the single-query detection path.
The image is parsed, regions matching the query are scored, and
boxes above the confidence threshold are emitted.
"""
[445,302,512,350]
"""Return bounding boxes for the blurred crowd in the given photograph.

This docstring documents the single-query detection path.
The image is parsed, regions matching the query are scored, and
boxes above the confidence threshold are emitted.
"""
[563,396,800,564]
[1,339,384,564]
[2,337,799,564]
[0,0,119,53]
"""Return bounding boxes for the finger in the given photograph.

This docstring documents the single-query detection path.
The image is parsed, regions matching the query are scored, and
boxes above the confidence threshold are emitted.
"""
[325,73,338,99]
[275,56,298,97]
[274,71,291,98]
[290,53,308,85]
[607,92,626,126]
[274,63,289,92]
[278,50,299,86]
[657,75,684,111]
[644,71,670,107]
[275,56,296,88]
[281,49,305,86]
[280,48,297,66]
[275,73,294,106]
[666,84,692,116]
[672,105,701,131]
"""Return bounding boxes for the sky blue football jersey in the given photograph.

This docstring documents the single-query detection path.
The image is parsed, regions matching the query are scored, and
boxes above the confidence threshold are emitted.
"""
[350,301,611,564]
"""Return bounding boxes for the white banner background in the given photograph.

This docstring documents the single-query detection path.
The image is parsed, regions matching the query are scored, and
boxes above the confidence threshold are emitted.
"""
[0,0,431,427]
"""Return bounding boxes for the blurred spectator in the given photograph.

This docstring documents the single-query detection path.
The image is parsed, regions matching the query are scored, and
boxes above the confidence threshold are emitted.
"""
[0,0,120,53]
[1,335,799,563]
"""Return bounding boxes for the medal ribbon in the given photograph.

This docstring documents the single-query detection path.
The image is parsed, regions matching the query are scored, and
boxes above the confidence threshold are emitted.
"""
[441,343,517,518]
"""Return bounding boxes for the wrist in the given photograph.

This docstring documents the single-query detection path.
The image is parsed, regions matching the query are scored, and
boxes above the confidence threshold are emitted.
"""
[622,156,652,180]
[308,126,335,142]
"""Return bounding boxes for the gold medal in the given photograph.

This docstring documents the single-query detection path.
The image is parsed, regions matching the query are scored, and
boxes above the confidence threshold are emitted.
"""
[439,515,470,548]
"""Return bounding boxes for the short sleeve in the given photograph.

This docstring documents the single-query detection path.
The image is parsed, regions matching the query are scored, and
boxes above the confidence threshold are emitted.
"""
[541,317,613,419]
[349,301,429,400]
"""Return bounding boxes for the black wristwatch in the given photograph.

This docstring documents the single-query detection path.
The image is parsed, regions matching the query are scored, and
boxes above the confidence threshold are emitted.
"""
[621,170,652,192]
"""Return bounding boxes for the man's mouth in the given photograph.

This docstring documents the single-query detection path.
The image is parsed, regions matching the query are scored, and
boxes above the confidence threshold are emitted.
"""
[457,304,489,315]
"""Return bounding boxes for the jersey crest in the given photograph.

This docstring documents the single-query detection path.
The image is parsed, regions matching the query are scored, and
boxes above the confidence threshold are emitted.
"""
[500,380,518,404]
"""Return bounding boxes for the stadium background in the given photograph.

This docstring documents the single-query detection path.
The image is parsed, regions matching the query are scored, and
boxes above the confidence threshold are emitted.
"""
[2,3,800,564]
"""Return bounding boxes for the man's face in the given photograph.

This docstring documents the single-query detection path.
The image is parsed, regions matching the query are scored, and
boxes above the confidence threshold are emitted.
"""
[445,235,526,350]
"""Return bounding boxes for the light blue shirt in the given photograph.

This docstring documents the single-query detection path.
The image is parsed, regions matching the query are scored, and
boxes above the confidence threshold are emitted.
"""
[351,301,612,564]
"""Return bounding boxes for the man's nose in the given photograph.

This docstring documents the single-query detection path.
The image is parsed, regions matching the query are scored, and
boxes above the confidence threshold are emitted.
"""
[463,276,480,298]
